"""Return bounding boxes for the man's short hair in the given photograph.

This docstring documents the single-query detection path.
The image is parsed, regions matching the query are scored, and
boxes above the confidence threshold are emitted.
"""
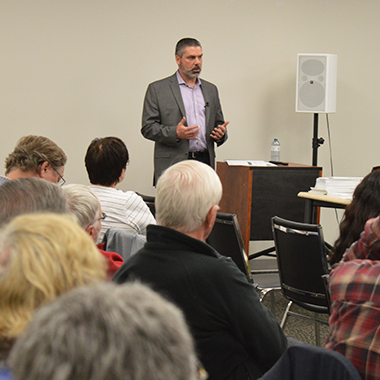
[63,184,100,229]
[175,38,202,57]
[9,282,198,380]
[0,213,106,341]
[5,135,67,175]
[0,178,67,227]
[85,137,129,186]
[156,160,222,232]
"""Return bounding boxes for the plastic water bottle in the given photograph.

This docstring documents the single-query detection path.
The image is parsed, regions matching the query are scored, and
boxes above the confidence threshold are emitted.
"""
[271,138,280,162]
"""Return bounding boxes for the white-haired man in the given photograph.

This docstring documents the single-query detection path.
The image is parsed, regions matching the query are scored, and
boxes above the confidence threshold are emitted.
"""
[63,184,124,280]
[113,160,287,380]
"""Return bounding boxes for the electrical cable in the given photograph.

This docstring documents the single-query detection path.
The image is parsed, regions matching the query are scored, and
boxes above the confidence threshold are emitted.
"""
[325,114,341,225]
[326,113,334,177]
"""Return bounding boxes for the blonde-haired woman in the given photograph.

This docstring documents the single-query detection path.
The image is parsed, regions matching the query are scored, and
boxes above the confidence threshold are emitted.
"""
[0,213,106,363]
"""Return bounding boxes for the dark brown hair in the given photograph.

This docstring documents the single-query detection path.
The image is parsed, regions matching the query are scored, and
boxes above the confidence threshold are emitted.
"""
[85,137,129,187]
[331,169,380,265]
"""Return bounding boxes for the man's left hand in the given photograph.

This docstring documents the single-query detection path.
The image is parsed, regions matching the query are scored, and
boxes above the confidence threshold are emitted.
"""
[210,121,229,141]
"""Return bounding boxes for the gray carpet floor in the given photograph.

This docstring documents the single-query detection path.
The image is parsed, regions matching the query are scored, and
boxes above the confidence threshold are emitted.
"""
[259,289,329,347]
[250,258,329,347]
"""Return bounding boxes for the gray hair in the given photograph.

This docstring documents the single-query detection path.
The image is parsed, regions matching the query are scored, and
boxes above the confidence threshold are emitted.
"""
[0,178,67,227]
[156,160,222,233]
[9,282,198,380]
[63,184,100,229]
[175,38,202,57]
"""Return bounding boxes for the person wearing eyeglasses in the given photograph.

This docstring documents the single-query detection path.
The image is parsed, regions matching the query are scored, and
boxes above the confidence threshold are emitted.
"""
[63,184,124,280]
[0,135,67,186]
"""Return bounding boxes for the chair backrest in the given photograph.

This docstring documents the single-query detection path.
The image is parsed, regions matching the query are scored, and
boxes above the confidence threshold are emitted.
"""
[258,343,361,380]
[136,193,156,216]
[206,212,252,282]
[271,216,330,311]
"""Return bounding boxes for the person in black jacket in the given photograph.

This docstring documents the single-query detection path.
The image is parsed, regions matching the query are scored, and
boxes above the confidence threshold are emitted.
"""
[113,160,287,380]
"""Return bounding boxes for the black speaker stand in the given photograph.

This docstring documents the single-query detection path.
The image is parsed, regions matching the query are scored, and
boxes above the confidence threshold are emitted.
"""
[312,113,324,166]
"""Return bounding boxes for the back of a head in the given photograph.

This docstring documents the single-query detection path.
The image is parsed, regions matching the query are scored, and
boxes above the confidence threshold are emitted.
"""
[332,169,380,264]
[9,282,198,380]
[351,169,380,215]
[0,178,67,228]
[0,213,106,341]
[63,184,100,229]
[156,160,222,232]
[5,135,67,175]
[85,137,129,186]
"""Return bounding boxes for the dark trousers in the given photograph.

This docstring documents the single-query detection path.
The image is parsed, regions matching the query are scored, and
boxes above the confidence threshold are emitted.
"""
[188,151,211,166]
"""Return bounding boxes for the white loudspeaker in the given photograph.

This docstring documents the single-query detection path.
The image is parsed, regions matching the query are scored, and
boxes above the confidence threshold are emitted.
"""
[296,53,337,113]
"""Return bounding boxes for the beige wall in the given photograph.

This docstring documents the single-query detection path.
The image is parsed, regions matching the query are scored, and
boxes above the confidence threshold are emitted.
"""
[1,0,378,244]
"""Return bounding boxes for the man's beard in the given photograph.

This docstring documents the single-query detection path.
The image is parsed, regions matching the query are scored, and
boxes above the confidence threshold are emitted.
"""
[180,64,201,79]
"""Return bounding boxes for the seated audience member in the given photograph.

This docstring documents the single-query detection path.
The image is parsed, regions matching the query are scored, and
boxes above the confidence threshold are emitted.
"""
[113,160,287,380]
[326,214,380,380]
[0,213,106,362]
[9,282,198,380]
[0,135,67,185]
[0,177,67,227]
[63,184,124,279]
[85,137,155,242]
[331,169,380,265]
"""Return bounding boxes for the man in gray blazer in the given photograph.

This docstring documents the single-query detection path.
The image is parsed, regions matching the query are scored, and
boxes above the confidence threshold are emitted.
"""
[142,37,229,184]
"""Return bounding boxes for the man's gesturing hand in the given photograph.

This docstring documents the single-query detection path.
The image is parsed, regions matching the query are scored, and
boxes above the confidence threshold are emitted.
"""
[211,121,229,141]
[176,117,200,140]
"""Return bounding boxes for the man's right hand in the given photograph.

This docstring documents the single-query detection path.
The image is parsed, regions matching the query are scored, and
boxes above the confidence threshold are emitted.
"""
[176,117,200,140]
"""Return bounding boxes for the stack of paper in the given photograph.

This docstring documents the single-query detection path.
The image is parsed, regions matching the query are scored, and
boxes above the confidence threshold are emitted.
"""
[225,160,277,167]
[310,177,363,199]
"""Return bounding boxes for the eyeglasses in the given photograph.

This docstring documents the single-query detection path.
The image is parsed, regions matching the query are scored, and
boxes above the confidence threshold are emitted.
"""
[52,166,66,186]
[99,212,107,221]
[86,213,107,230]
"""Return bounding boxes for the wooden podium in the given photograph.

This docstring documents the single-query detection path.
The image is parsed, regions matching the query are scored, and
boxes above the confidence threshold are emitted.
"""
[216,162,322,252]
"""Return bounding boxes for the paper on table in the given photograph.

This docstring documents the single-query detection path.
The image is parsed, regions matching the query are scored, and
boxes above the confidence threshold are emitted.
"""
[225,160,277,167]
[310,176,363,200]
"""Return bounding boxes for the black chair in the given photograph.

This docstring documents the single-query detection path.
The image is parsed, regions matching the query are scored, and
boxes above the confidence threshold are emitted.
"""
[206,213,281,309]
[258,342,361,380]
[271,216,330,346]
[206,213,252,281]
[136,193,155,217]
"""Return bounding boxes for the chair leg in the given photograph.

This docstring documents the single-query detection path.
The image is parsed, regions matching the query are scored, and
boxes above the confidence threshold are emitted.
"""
[269,291,275,313]
[258,288,272,302]
[315,313,321,346]
[280,301,292,329]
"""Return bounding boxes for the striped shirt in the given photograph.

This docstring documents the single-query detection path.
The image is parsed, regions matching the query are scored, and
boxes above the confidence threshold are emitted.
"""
[89,185,155,243]
[326,216,380,380]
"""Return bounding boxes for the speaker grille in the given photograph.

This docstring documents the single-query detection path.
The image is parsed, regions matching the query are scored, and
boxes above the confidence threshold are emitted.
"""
[297,55,327,112]
[299,81,325,107]
[296,53,337,113]
[301,59,325,76]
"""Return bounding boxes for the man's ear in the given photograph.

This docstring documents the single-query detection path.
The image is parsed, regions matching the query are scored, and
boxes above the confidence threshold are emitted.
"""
[39,161,50,178]
[86,224,96,240]
[203,205,219,240]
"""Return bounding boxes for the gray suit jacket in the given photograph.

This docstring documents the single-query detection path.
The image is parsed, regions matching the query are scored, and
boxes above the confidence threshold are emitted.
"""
[141,73,227,184]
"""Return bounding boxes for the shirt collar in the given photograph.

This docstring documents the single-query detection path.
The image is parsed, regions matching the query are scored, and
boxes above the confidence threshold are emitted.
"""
[176,70,201,87]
